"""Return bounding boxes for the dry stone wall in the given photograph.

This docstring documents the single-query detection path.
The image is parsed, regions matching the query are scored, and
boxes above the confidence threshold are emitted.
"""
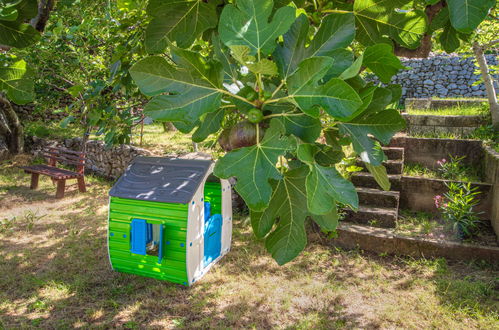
[26,136,153,179]
[366,53,498,101]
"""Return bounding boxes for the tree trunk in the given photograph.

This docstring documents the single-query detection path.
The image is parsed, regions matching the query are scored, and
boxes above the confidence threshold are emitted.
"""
[30,0,55,32]
[473,41,499,129]
[0,95,24,156]
[162,122,177,132]
[394,2,444,59]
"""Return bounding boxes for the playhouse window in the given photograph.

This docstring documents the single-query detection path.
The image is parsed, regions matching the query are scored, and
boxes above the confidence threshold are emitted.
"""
[130,219,163,258]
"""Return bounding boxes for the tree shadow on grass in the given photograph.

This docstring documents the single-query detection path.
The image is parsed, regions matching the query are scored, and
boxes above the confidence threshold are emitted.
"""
[1,176,497,328]
[0,206,373,329]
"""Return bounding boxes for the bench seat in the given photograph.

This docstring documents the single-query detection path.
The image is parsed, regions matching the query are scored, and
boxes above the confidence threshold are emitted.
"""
[19,146,87,198]
[20,165,82,180]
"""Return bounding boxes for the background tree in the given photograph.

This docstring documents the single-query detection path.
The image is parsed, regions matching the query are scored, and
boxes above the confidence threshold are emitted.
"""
[0,0,50,156]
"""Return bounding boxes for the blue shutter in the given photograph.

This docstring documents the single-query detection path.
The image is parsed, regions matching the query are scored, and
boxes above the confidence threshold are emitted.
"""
[131,219,147,255]
[203,214,222,267]
[158,224,164,264]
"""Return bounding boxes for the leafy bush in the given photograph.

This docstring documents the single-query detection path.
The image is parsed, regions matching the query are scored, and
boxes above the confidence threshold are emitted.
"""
[434,182,482,239]
[436,155,476,181]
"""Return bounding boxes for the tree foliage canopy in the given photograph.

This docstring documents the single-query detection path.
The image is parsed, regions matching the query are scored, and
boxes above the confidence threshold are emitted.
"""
[0,0,496,264]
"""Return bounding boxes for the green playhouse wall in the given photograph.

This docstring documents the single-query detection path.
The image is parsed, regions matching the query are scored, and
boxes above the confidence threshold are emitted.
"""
[108,181,223,285]
[108,197,189,284]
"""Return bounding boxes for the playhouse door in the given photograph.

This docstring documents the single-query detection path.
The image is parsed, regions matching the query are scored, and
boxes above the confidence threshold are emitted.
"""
[203,214,222,267]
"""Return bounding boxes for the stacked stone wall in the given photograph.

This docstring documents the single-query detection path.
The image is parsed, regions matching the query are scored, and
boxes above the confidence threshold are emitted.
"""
[366,53,498,101]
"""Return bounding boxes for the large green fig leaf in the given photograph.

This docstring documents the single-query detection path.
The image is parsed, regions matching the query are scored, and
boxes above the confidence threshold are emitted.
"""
[145,0,218,53]
[447,0,495,33]
[143,89,222,127]
[129,55,223,95]
[297,143,358,215]
[218,0,295,56]
[213,34,239,84]
[363,44,406,84]
[353,0,427,49]
[274,12,355,77]
[0,20,39,48]
[339,109,405,166]
[251,166,339,265]
[129,55,224,126]
[265,103,322,143]
[365,162,390,191]
[0,59,34,104]
[439,23,460,53]
[287,57,362,119]
[214,120,293,211]
[192,108,224,142]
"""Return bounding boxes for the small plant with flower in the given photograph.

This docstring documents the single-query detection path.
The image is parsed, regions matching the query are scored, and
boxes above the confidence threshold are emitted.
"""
[436,155,467,180]
[434,182,482,239]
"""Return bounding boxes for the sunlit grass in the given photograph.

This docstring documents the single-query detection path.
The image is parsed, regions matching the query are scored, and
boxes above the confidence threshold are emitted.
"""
[403,162,482,183]
[406,105,489,116]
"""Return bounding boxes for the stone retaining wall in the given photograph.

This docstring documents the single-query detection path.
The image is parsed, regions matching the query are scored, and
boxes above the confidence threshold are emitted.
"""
[390,136,484,170]
[405,98,487,109]
[330,223,499,263]
[399,176,492,220]
[26,136,153,179]
[484,147,499,239]
[402,113,487,136]
[366,53,498,101]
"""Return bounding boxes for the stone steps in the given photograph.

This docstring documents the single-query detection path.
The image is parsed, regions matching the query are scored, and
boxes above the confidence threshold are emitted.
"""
[343,206,398,228]
[382,147,404,161]
[345,146,405,230]
[355,159,403,175]
[351,172,402,191]
[356,187,400,209]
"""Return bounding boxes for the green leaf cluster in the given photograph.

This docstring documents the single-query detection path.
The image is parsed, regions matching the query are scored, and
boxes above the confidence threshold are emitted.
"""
[130,0,412,265]
[0,0,40,48]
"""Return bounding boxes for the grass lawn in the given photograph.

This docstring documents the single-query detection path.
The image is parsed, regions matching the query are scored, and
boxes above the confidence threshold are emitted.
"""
[406,105,488,116]
[403,162,482,182]
[1,157,498,329]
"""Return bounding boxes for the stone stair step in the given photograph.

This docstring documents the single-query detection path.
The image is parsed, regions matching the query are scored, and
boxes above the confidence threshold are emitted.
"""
[351,172,402,191]
[356,187,400,209]
[343,206,398,228]
[382,147,404,161]
[355,159,403,175]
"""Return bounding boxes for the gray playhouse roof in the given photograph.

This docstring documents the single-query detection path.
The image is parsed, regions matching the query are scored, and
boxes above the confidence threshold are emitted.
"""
[109,156,212,204]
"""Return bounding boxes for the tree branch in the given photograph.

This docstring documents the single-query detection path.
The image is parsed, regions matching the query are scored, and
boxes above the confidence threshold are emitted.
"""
[393,2,445,58]
[484,39,499,49]
[30,0,56,32]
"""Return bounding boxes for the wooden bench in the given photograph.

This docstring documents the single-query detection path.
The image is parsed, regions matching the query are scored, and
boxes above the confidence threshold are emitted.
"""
[19,147,87,198]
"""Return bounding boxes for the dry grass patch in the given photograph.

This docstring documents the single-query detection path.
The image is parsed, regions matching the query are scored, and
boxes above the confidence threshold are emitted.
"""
[0,159,498,329]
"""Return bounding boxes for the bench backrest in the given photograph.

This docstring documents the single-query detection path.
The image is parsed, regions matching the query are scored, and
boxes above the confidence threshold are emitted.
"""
[43,147,87,175]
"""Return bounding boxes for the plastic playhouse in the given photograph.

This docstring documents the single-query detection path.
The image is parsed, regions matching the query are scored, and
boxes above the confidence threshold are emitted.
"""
[108,156,232,286]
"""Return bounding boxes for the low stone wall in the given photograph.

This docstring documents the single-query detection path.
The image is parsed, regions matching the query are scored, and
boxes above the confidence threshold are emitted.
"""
[402,114,487,136]
[366,53,498,101]
[331,223,499,263]
[405,98,487,110]
[26,136,153,179]
[399,176,492,220]
[390,136,484,170]
[484,147,499,239]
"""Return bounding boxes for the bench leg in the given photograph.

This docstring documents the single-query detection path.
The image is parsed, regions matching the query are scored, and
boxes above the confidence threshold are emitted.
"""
[30,173,40,190]
[77,177,86,193]
[56,179,66,199]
